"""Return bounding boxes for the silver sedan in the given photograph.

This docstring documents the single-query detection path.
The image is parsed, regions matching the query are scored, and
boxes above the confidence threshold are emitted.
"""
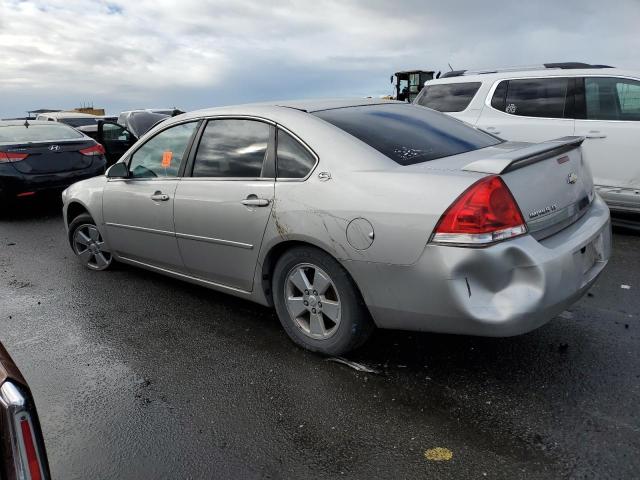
[62,99,612,355]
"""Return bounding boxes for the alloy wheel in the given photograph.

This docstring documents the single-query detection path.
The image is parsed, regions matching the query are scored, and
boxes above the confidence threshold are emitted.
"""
[72,224,112,271]
[284,263,341,340]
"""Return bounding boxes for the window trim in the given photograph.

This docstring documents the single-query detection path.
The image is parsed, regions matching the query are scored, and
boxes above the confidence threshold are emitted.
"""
[274,124,320,182]
[484,74,640,122]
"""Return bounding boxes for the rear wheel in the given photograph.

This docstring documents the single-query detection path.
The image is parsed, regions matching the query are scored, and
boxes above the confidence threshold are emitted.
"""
[68,213,113,271]
[273,246,374,355]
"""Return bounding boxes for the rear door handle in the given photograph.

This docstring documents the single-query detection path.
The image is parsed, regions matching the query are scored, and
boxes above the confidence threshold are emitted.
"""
[150,192,170,201]
[242,196,270,207]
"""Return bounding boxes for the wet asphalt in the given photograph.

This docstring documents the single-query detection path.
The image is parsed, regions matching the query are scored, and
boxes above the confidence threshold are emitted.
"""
[0,199,639,480]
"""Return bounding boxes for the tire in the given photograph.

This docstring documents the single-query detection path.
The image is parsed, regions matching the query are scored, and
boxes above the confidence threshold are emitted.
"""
[272,246,374,355]
[68,213,114,271]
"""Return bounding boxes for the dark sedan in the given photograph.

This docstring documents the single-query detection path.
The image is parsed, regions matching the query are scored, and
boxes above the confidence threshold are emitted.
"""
[0,342,50,479]
[0,121,106,206]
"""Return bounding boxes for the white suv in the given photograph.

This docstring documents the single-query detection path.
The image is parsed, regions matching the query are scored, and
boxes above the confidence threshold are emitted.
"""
[414,62,640,214]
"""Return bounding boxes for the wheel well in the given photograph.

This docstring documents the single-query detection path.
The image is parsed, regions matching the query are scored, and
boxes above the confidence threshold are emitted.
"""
[66,202,89,227]
[260,240,366,308]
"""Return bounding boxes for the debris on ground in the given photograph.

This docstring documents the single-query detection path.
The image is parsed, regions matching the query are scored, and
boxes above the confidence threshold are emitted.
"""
[424,447,453,461]
[621,284,632,290]
[559,311,574,319]
[587,292,595,297]
[325,357,380,374]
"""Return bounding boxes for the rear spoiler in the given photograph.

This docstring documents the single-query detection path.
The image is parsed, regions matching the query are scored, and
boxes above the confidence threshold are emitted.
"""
[462,136,585,174]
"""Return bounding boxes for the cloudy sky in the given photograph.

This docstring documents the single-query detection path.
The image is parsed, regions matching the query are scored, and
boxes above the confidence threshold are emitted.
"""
[1,0,639,117]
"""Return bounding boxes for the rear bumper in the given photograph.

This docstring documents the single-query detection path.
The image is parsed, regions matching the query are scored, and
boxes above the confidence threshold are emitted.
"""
[346,195,612,336]
[0,161,105,199]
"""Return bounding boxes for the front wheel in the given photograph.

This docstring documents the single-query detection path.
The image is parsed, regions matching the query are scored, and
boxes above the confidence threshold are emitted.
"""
[68,213,113,271]
[273,246,374,355]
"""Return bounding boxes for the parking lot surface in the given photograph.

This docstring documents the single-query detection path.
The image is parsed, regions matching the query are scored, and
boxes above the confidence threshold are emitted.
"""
[1,200,639,479]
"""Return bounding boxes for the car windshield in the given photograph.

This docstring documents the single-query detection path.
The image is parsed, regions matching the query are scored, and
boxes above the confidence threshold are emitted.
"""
[0,123,85,143]
[313,103,501,165]
[59,117,99,127]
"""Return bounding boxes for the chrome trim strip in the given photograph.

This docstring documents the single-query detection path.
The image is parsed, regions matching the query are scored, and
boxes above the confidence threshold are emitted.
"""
[106,222,254,249]
[105,222,174,237]
[175,232,253,249]
[117,256,251,295]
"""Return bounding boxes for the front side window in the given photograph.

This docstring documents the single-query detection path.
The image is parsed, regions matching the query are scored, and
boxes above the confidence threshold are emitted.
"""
[276,129,316,178]
[585,77,640,121]
[128,122,197,178]
[192,119,270,178]
[415,82,481,112]
[494,78,569,118]
[313,104,501,166]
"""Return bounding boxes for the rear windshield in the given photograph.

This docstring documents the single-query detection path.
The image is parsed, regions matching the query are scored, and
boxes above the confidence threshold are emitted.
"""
[0,123,85,143]
[313,104,500,165]
[60,117,99,127]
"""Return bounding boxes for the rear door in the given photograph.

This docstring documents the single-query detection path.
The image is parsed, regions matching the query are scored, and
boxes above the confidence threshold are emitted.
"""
[102,121,199,270]
[476,77,575,141]
[173,118,275,291]
[573,76,640,210]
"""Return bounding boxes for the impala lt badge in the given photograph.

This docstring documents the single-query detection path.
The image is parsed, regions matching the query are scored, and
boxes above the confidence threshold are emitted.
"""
[529,204,558,219]
[567,172,578,184]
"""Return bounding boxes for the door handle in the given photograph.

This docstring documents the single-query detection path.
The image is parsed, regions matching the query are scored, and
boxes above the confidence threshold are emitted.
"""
[150,192,170,201]
[585,131,607,139]
[242,197,270,207]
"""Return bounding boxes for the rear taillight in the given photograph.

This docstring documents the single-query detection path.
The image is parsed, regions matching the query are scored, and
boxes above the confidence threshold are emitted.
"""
[431,175,527,246]
[1,381,49,480]
[0,152,29,163]
[79,144,105,156]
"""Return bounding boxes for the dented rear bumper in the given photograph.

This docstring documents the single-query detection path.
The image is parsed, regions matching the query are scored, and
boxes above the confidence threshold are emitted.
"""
[346,195,611,336]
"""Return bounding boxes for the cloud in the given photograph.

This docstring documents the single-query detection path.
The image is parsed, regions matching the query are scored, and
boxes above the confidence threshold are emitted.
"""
[0,0,639,117]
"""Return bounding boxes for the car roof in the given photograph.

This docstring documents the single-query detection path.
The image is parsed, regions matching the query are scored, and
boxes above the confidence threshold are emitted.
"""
[38,111,99,119]
[186,98,403,118]
[426,67,640,84]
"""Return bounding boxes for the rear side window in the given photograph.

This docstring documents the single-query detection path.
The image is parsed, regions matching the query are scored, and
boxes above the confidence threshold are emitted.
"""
[585,77,640,121]
[192,119,270,178]
[276,129,316,178]
[415,82,481,112]
[0,123,84,143]
[313,104,501,166]
[492,78,569,118]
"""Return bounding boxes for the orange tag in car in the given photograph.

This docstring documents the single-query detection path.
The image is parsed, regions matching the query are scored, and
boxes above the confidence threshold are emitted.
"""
[162,151,172,168]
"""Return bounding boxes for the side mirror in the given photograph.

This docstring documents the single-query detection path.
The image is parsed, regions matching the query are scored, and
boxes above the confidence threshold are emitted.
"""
[107,162,129,178]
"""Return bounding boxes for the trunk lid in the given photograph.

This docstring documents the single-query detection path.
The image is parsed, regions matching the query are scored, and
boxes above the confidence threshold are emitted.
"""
[403,136,594,239]
[2,140,96,174]
[462,137,594,239]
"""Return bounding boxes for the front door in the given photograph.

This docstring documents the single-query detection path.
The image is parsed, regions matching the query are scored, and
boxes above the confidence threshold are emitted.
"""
[102,121,199,270]
[173,118,275,291]
[574,76,640,210]
[97,121,136,165]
